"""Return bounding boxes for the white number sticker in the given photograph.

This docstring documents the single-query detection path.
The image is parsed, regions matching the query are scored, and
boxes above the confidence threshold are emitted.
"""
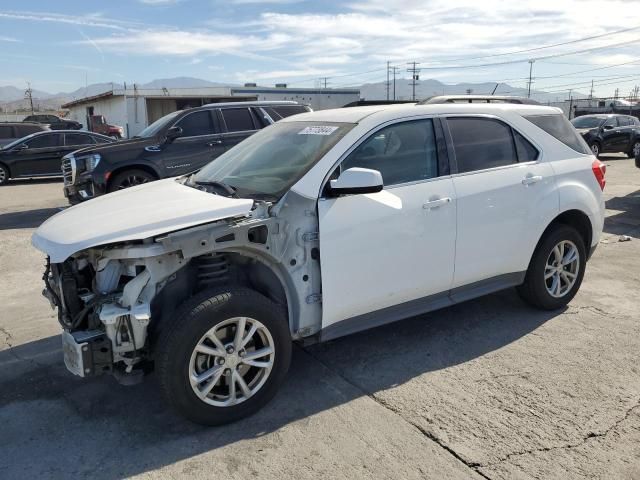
[298,126,339,135]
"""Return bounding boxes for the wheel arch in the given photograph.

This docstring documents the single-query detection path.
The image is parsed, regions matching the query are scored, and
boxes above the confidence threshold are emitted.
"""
[536,209,593,260]
[0,161,11,179]
[106,163,160,190]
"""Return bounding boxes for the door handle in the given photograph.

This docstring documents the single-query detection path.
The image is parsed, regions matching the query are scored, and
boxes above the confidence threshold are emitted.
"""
[522,175,543,185]
[207,140,223,146]
[423,197,451,209]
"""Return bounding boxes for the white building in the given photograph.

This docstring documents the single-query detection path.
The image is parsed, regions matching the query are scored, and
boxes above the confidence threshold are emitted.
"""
[62,84,361,138]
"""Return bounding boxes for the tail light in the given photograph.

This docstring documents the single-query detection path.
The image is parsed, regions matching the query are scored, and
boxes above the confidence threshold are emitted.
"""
[592,159,606,190]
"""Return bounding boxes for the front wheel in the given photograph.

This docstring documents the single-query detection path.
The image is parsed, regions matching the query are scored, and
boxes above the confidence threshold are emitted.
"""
[107,169,155,192]
[0,163,8,185]
[156,288,292,425]
[628,140,640,158]
[590,142,601,158]
[518,225,586,310]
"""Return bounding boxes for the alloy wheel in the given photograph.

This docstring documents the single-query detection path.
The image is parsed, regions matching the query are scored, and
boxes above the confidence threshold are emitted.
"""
[117,175,150,189]
[544,240,580,298]
[591,143,599,156]
[189,316,275,407]
[633,142,640,157]
[0,167,6,184]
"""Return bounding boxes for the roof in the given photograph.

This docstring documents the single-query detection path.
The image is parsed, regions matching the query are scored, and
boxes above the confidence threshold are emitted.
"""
[420,95,540,105]
[283,102,562,124]
[61,90,115,109]
[201,100,302,108]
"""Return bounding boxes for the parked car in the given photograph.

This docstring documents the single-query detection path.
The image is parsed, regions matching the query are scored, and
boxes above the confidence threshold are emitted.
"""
[571,114,640,157]
[62,101,311,203]
[0,122,50,147]
[33,102,605,425]
[23,114,82,130]
[89,115,124,139]
[0,131,114,185]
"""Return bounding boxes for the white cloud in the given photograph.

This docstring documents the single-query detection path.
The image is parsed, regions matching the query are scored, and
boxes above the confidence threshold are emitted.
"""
[138,0,180,4]
[0,36,20,42]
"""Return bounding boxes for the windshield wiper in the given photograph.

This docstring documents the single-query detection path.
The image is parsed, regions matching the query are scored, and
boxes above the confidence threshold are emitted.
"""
[194,180,238,198]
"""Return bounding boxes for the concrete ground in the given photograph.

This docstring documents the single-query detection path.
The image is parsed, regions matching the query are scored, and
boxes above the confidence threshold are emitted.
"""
[0,159,639,480]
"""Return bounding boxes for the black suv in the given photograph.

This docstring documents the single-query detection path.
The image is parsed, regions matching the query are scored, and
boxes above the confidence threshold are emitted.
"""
[62,101,311,203]
[0,122,50,147]
[571,114,640,158]
[23,114,82,130]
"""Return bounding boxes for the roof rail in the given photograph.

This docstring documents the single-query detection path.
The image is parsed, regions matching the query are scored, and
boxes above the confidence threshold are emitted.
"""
[419,95,541,105]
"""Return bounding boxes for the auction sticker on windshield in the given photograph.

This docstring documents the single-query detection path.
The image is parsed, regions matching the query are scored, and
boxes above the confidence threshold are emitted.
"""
[298,126,339,135]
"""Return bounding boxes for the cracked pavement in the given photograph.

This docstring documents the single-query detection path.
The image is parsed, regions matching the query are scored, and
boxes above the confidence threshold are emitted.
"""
[1,157,639,479]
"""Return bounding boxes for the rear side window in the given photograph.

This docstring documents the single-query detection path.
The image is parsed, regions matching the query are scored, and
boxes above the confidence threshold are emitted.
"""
[524,114,590,154]
[221,108,256,132]
[0,125,13,138]
[175,111,216,137]
[65,133,95,146]
[447,117,517,173]
[341,119,438,186]
[19,125,43,135]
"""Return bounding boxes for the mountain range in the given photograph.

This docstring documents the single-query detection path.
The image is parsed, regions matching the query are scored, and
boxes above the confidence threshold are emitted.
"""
[0,76,578,111]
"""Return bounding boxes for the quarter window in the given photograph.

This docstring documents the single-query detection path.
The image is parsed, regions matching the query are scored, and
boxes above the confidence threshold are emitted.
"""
[341,119,439,186]
[524,114,591,155]
[222,108,256,132]
[175,111,216,137]
[447,117,517,173]
[514,130,539,162]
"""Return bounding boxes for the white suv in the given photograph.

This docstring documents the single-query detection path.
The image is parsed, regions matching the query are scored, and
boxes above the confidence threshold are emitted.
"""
[33,102,606,425]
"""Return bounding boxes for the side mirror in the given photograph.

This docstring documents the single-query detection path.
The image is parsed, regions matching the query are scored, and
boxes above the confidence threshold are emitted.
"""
[328,167,383,196]
[603,124,614,130]
[165,126,183,143]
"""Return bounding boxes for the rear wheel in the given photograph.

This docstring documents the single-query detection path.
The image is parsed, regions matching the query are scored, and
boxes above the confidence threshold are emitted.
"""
[590,142,601,158]
[107,169,155,192]
[628,140,640,158]
[0,163,9,185]
[518,225,586,310]
[156,288,291,425]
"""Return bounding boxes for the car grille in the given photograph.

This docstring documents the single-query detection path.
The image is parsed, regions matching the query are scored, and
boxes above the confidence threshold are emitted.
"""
[61,156,75,185]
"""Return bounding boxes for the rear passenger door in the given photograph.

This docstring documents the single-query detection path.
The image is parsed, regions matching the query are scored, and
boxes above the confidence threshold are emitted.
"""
[616,116,634,153]
[219,107,259,150]
[445,116,557,291]
[161,109,225,176]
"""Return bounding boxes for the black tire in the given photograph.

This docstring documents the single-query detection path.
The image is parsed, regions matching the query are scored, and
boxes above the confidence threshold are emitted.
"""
[107,169,155,192]
[156,287,291,426]
[517,224,587,310]
[0,163,9,185]
[627,140,640,158]
[589,142,601,158]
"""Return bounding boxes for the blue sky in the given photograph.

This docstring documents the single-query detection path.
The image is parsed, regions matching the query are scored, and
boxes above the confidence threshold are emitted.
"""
[2,0,640,97]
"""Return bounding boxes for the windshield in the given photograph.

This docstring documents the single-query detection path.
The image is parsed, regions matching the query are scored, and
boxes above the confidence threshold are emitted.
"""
[193,121,354,200]
[571,116,605,129]
[137,110,182,138]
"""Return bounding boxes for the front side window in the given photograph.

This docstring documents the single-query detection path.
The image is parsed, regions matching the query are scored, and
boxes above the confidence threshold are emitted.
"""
[272,105,309,119]
[603,117,617,128]
[193,121,354,200]
[525,114,591,155]
[448,117,517,173]
[221,108,256,132]
[175,110,216,137]
[24,133,62,149]
[341,119,438,186]
[571,116,604,129]
[138,110,182,138]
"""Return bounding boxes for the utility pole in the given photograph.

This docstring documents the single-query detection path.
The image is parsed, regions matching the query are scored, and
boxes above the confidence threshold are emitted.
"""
[24,82,34,114]
[568,89,573,120]
[390,65,399,101]
[407,62,420,101]
[321,77,329,89]
[386,61,390,101]
[589,79,594,100]
[527,59,535,98]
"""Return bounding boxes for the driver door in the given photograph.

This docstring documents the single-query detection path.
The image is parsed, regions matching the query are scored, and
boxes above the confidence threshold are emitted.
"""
[317,118,457,332]
[11,133,64,176]
[161,109,225,176]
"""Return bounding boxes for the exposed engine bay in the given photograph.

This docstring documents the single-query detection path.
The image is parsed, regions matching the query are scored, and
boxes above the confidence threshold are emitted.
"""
[41,193,322,383]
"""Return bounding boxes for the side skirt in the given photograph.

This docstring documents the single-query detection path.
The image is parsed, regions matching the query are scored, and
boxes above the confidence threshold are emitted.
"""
[318,272,526,343]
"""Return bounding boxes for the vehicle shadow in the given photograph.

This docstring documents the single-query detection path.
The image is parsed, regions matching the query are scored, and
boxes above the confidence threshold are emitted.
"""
[0,207,62,230]
[5,177,62,185]
[603,188,640,239]
[0,288,561,479]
